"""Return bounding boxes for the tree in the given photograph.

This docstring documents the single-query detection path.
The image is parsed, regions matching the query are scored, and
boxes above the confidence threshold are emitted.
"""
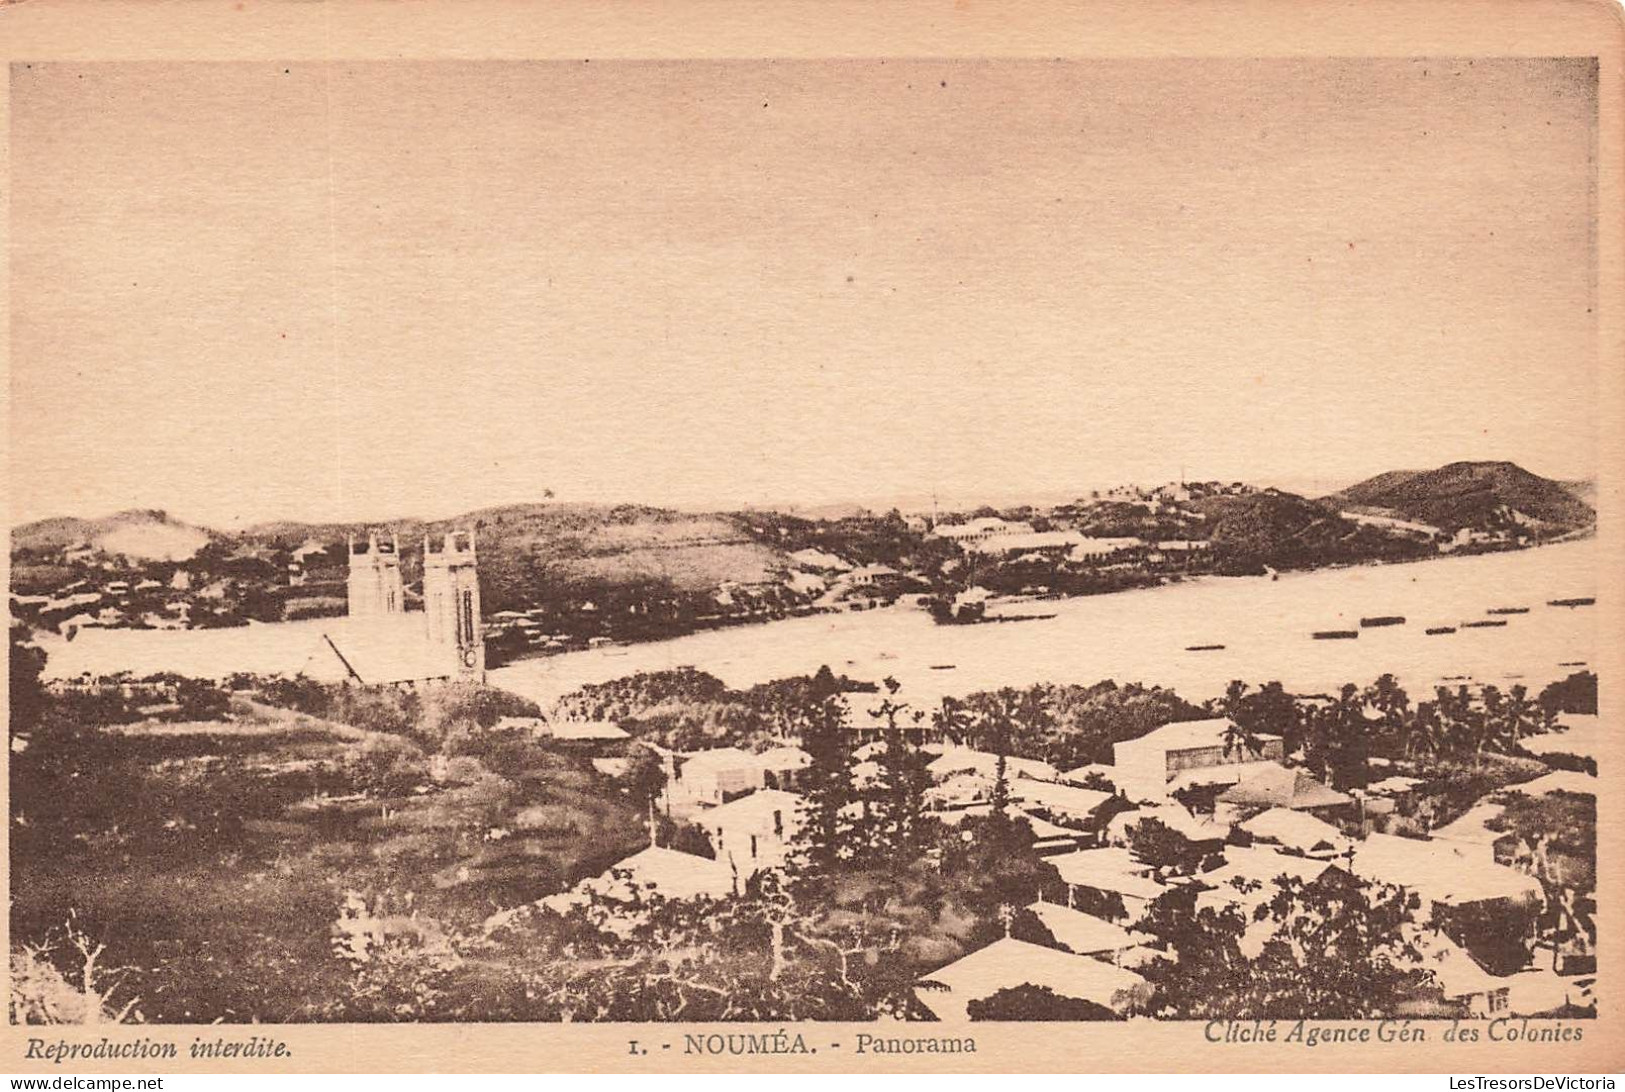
[1127,818,1211,878]
[1139,871,1431,1019]
[1364,673,1411,757]
[1409,699,1448,761]
[868,679,931,866]
[1538,671,1596,716]
[1304,684,1371,790]
[621,743,668,825]
[9,625,48,733]
[791,667,854,878]
[965,984,1120,1021]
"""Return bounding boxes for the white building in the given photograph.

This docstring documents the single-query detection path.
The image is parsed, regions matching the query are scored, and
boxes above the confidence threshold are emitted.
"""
[700,789,805,880]
[1111,718,1284,801]
[914,938,1150,1020]
[663,747,765,817]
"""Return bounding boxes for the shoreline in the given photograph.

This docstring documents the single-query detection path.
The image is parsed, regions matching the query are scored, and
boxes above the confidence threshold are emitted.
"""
[488,539,1597,709]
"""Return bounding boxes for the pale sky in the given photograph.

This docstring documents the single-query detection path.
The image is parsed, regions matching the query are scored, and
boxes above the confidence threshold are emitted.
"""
[9,58,1599,527]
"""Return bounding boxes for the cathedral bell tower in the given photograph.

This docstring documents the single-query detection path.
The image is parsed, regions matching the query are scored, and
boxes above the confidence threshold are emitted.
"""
[346,532,404,619]
[422,529,485,682]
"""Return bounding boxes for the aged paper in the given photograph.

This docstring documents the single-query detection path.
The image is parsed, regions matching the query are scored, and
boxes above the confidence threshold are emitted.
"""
[3,0,1623,1075]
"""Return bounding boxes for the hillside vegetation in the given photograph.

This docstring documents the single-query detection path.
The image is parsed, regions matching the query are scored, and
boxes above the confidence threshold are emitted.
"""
[1328,461,1595,533]
[11,510,213,562]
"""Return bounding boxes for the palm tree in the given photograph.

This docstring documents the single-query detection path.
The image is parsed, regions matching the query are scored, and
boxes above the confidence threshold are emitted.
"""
[1364,673,1411,757]
[1504,684,1539,748]
[1409,700,1446,761]
[932,695,972,747]
[1212,679,1249,719]
[1477,685,1509,763]
[1220,716,1263,762]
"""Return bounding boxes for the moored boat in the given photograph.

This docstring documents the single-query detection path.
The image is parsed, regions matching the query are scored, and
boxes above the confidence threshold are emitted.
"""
[1486,606,1530,615]
[1185,644,1226,652]
[1548,597,1596,608]
[1462,619,1509,628]
[1312,630,1359,640]
[1360,616,1406,627]
[1424,626,1456,635]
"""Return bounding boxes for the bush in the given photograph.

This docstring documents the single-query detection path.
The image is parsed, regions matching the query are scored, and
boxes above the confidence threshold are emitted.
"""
[9,922,142,1025]
[343,735,431,796]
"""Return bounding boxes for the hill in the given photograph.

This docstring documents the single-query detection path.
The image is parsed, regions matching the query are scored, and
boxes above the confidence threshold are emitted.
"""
[11,509,213,562]
[244,503,789,613]
[1561,478,1597,507]
[1193,490,1430,570]
[1326,461,1595,533]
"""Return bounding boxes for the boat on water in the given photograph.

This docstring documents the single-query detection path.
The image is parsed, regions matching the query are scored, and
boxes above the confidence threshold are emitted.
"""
[928,664,957,671]
[1462,619,1509,628]
[1486,606,1530,615]
[1425,626,1457,635]
[1312,630,1359,640]
[1549,597,1596,608]
[1185,644,1226,652]
[1559,660,1588,667]
[1360,616,1406,628]
[983,613,1059,624]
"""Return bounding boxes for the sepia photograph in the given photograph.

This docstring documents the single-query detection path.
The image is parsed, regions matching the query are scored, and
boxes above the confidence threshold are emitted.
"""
[2,0,1621,1077]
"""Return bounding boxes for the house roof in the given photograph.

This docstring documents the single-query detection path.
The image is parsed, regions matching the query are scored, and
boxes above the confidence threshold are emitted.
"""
[928,748,1057,783]
[1010,780,1112,818]
[1201,845,1342,889]
[1020,814,1089,842]
[1116,717,1281,757]
[700,789,805,829]
[1521,716,1598,762]
[602,846,736,901]
[1410,927,1505,1000]
[1240,808,1351,855]
[1107,804,1227,844]
[1351,833,1544,907]
[1062,763,1115,785]
[1047,848,1165,900]
[1024,901,1148,955]
[546,719,631,741]
[914,937,1148,1021]
[1432,802,1509,846]
[964,530,1081,554]
[927,773,995,806]
[787,548,852,572]
[1366,776,1425,795]
[1164,759,1286,795]
[755,746,812,772]
[1115,717,1234,754]
[1508,769,1595,797]
[1217,765,1351,810]
[677,746,755,775]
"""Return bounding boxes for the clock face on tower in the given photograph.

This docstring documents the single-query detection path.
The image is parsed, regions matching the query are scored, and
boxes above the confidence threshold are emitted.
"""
[462,647,479,668]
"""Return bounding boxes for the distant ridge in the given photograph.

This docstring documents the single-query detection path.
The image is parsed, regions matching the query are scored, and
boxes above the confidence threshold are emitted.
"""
[11,509,214,562]
[1325,461,1595,533]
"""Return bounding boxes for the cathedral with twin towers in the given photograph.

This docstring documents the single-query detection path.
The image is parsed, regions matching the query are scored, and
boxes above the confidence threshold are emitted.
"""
[323,528,486,686]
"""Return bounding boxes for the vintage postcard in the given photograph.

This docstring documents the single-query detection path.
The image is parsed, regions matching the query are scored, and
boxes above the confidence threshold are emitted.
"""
[3,0,1623,1076]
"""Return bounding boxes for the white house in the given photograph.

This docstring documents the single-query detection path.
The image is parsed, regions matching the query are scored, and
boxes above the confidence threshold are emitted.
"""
[1239,807,1351,858]
[1022,901,1153,962]
[700,789,805,879]
[1111,718,1284,801]
[1351,833,1544,920]
[1047,847,1169,922]
[928,746,1058,785]
[664,746,765,817]
[914,937,1150,1020]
